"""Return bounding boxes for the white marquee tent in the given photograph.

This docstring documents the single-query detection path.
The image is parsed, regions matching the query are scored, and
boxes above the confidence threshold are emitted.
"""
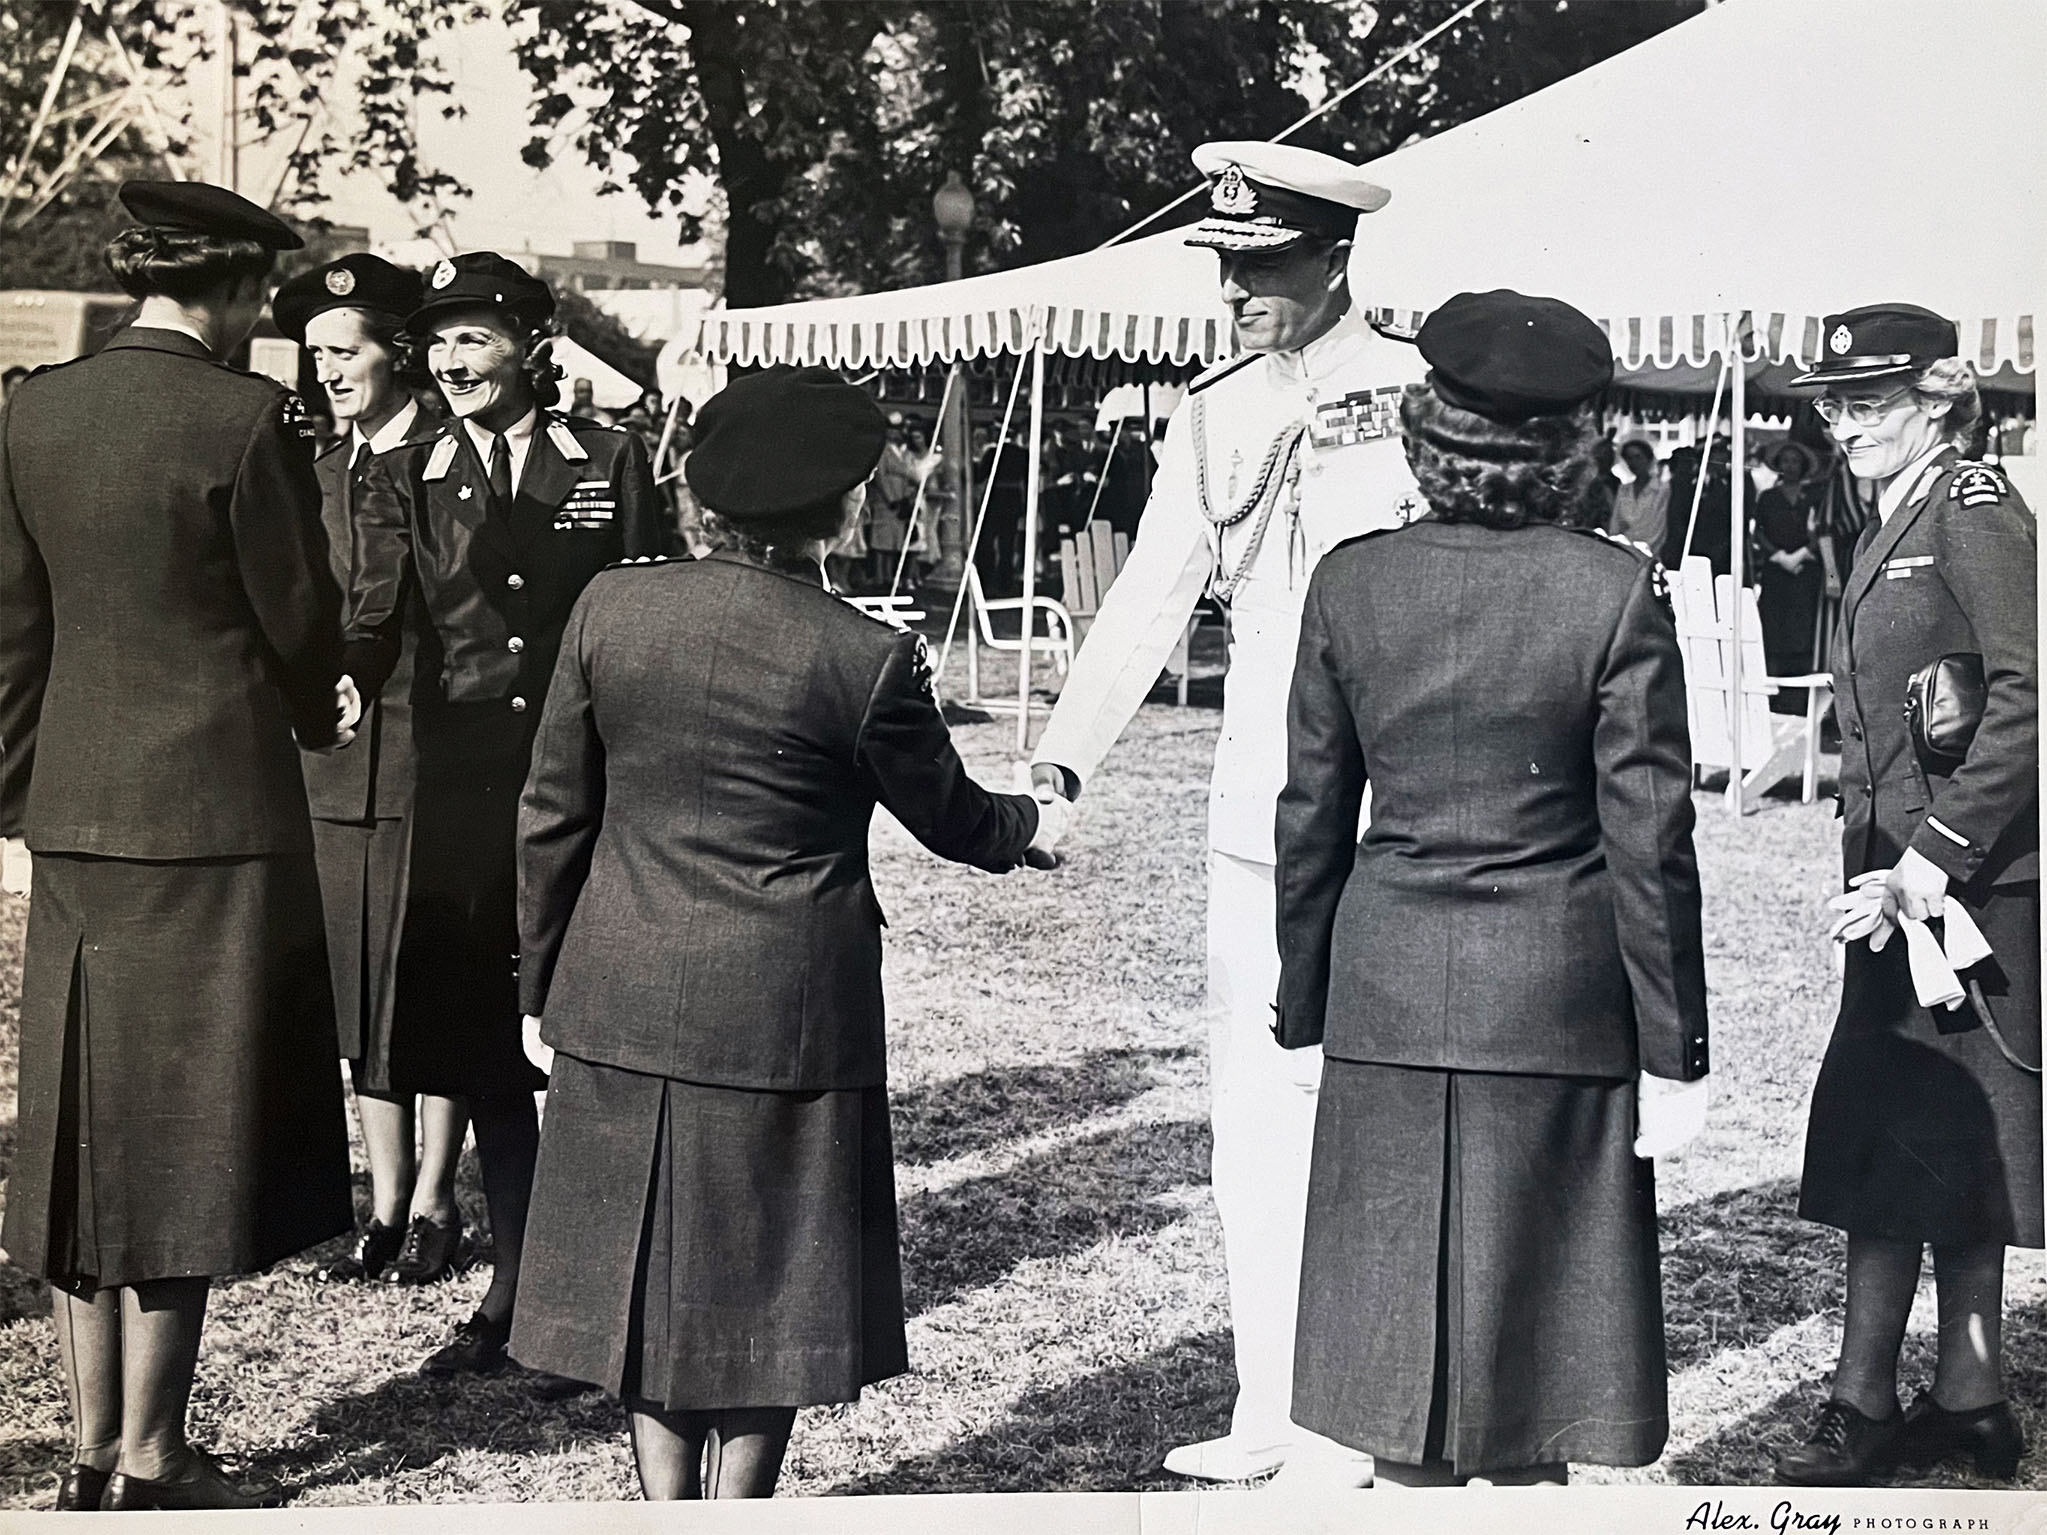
[661,0,2043,760]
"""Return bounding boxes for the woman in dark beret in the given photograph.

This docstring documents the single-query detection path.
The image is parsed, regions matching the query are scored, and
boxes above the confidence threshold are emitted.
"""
[1274,290,1708,1487]
[345,252,668,1378]
[511,365,1059,1498]
[0,181,356,1510]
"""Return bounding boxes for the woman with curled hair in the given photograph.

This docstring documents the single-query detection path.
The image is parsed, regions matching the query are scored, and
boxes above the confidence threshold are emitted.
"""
[511,366,1056,1498]
[1275,290,1709,1486]
[0,182,359,1510]
[1777,306,2038,1487]
[345,252,668,1380]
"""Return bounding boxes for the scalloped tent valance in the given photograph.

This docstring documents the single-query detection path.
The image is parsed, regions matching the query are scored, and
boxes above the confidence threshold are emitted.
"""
[672,0,2038,396]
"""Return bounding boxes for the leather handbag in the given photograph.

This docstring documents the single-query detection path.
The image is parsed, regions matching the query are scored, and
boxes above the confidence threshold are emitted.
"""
[1904,652,1986,772]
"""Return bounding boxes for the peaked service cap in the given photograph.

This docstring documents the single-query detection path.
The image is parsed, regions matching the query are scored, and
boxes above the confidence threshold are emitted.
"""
[118,180,303,251]
[404,251,555,335]
[1184,141,1390,254]
[1789,303,1959,388]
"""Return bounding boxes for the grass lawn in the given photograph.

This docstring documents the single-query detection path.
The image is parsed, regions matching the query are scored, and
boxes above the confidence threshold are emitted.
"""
[0,667,2041,1507]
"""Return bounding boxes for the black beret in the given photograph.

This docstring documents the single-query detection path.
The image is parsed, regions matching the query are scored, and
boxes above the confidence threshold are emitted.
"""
[404,252,555,335]
[685,366,887,521]
[118,180,304,251]
[1789,302,1958,388]
[1417,289,1613,423]
[272,254,424,344]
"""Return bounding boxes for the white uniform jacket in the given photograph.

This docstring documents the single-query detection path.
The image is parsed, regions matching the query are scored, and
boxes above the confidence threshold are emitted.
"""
[1032,307,1425,862]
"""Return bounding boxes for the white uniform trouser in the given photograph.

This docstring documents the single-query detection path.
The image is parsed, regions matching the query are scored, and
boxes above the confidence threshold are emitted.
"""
[1205,849,1321,1448]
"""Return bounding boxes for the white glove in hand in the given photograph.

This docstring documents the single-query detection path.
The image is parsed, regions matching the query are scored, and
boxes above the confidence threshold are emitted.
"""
[521,1014,554,1075]
[337,675,364,735]
[1,837,29,899]
[1634,1072,1709,1159]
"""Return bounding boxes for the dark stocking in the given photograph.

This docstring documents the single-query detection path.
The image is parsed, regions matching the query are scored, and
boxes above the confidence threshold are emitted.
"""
[467,1091,539,1328]
[51,1286,121,1472]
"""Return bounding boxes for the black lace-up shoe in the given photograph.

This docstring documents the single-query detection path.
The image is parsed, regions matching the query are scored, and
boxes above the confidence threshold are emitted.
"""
[419,1309,510,1377]
[320,1219,404,1283]
[384,1214,465,1285]
[1775,1399,1903,1486]
[53,1463,111,1511]
[1893,1392,2024,1480]
[104,1449,281,1510]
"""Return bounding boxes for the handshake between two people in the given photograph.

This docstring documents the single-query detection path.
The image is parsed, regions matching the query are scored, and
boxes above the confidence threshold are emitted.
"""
[1014,760,1074,870]
[298,675,365,755]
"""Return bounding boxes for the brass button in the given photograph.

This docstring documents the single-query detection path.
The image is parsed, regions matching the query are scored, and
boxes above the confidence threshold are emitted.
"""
[507,636,525,653]
[507,574,525,590]
[510,696,527,712]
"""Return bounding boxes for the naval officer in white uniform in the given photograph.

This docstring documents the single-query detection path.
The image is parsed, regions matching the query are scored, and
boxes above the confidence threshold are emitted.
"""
[1028,142,1424,1481]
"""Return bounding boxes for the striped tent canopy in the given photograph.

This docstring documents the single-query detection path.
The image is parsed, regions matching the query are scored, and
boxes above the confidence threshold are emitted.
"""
[675,0,2037,399]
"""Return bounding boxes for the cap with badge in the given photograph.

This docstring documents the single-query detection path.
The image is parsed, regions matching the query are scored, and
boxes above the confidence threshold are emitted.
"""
[1416,289,1614,423]
[684,365,887,522]
[271,254,425,344]
[1789,302,1958,388]
[118,179,303,251]
[404,251,556,335]
[1183,141,1391,254]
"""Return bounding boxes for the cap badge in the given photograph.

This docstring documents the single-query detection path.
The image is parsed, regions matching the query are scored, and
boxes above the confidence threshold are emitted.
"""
[324,268,356,296]
[431,259,456,290]
[1212,164,1259,217]
[1829,324,1852,355]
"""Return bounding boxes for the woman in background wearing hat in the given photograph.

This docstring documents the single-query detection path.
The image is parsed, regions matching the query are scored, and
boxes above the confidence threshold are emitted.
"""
[1777,305,2038,1487]
[1752,440,1826,713]
[272,255,478,1289]
[0,181,359,1510]
[511,366,1059,1498]
[1275,290,1709,1486]
[346,251,667,1380]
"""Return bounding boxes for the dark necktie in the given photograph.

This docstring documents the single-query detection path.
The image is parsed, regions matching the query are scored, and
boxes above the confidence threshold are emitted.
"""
[346,439,372,514]
[488,432,513,512]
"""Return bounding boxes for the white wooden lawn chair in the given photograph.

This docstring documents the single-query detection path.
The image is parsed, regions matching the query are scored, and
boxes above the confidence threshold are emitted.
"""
[1055,521,1201,705]
[1670,556,1833,809]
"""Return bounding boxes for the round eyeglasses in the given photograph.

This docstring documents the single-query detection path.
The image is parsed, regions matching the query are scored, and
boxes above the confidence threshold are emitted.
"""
[1814,387,1912,427]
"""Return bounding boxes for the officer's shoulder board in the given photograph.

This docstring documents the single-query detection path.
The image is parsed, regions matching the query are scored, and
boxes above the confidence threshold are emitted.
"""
[1572,523,1673,606]
[598,553,676,575]
[544,415,591,463]
[423,432,461,482]
[1946,460,2015,511]
[1186,352,1259,396]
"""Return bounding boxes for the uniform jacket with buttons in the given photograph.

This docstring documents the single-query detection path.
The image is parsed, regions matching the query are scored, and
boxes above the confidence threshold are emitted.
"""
[346,409,665,730]
[1031,308,1424,863]
[517,549,1039,1091]
[0,328,343,856]
[300,404,442,821]
[1274,519,1709,1082]
[1834,448,2036,891]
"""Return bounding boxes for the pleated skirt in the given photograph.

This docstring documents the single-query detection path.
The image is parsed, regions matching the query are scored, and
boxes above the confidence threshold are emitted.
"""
[310,814,411,1094]
[1799,881,2042,1247]
[511,1052,908,1409]
[2,850,353,1289]
[1293,1060,1668,1476]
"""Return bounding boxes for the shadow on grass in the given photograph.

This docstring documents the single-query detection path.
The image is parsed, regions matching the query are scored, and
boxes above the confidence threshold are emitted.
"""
[900,1116,1210,1318]
[890,1046,1192,1167]
[241,1366,627,1499]
[829,1329,1238,1494]
[1660,1177,1841,1372]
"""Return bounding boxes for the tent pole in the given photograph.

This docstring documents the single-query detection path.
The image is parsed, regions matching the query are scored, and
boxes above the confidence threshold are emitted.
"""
[1017,335,1047,753]
[1727,312,1748,815]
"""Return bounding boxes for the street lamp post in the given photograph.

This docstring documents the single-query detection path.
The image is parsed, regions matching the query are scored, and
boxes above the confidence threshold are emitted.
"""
[929,171,976,594]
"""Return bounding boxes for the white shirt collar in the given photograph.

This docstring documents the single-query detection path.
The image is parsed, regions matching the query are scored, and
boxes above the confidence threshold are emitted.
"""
[354,398,420,457]
[1268,304,1374,386]
[463,405,539,460]
[1877,442,1951,524]
[147,318,212,349]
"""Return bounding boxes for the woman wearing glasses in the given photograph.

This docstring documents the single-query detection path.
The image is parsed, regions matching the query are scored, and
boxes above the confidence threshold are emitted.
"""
[1777,305,2038,1487]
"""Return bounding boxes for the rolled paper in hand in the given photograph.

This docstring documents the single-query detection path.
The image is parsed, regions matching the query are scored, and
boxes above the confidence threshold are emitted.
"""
[1902,918,1966,1010]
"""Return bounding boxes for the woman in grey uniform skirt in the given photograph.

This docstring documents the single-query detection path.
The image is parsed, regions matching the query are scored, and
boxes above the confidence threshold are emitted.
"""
[0,181,357,1511]
[1274,291,1710,1487]
[512,366,1060,1497]
[1777,305,2038,1486]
